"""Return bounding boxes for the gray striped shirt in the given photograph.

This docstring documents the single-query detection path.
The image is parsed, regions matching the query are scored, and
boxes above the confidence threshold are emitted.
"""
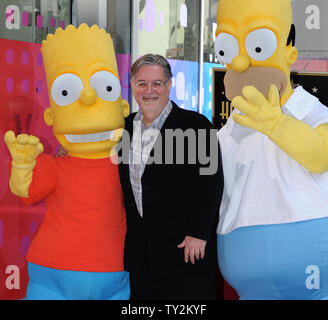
[129,100,173,217]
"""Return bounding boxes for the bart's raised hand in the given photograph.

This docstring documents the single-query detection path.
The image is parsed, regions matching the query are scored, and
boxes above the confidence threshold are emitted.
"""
[232,84,282,137]
[5,131,43,165]
[4,130,43,197]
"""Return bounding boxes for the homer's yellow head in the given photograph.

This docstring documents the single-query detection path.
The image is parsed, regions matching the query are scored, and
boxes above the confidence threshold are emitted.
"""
[42,24,129,159]
[215,0,298,105]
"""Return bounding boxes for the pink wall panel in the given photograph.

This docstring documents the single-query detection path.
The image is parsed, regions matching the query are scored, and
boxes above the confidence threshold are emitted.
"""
[0,38,58,300]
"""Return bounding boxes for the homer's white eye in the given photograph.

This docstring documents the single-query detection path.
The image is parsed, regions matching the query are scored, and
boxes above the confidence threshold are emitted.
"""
[90,71,121,102]
[51,73,83,107]
[214,33,239,64]
[245,28,277,61]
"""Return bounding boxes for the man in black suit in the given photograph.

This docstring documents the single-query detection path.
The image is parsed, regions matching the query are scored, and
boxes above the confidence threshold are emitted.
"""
[118,54,223,300]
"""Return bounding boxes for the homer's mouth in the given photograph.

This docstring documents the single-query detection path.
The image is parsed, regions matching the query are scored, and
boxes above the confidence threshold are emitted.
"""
[65,130,115,143]
[224,66,288,101]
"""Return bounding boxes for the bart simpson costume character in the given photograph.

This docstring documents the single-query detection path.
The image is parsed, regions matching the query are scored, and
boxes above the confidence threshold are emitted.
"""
[4,24,130,300]
[215,0,328,299]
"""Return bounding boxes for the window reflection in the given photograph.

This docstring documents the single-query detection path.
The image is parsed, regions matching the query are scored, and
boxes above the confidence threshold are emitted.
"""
[0,0,71,44]
[203,0,219,63]
[107,0,131,54]
[138,0,200,62]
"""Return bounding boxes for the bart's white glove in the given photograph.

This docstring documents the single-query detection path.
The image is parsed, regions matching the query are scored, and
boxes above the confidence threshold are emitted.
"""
[4,130,44,197]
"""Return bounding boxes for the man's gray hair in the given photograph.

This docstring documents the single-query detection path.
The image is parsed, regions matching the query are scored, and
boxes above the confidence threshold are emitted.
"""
[130,54,172,82]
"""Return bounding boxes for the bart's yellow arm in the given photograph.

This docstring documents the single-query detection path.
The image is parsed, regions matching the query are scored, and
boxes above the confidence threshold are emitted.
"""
[232,85,328,174]
[4,131,44,197]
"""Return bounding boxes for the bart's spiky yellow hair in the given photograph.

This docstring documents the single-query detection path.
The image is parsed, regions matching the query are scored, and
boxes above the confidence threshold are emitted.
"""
[41,23,118,84]
[41,23,113,55]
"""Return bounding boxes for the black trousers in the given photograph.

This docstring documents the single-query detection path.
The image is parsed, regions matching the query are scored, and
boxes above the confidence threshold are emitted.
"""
[129,259,218,300]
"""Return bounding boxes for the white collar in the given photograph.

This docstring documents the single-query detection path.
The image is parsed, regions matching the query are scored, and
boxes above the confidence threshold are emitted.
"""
[282,86,318,120]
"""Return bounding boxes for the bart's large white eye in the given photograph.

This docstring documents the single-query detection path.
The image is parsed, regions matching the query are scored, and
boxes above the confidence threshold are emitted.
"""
[90,71,121,102]
[245,28,277,61]
[214,33,239,64]
[51,73,83,107]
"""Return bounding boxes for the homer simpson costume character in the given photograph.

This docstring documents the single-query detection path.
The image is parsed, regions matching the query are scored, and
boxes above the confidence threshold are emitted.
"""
[215,0,328,299]
[4,24,130,300]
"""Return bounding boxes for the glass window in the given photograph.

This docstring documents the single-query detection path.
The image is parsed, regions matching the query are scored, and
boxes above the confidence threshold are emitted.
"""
[291,0,328,72]
[0,0,72,43]
[203,0,219,63]
[107,0,131,55]
[201,0,224,121]
[138,0,200,61]
[134,0,201,113]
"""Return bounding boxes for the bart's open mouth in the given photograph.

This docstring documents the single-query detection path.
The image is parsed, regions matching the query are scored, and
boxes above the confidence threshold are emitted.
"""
[65,130,115,143]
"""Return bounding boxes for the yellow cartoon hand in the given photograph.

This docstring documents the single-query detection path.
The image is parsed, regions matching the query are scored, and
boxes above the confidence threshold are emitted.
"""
[232,85,283,137]
[4,131,44,197]
[4,130,44,166]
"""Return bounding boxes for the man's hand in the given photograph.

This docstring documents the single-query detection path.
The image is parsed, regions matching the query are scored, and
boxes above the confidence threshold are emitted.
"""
[177,236,207,264]
[232,84,283,137]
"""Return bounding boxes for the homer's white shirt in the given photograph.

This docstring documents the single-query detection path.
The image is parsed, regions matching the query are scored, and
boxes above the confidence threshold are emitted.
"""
[217,86,328,235]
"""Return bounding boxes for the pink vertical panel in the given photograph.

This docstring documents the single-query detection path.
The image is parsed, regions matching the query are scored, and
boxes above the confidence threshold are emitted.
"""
[61,20,65,29]
[22,51,29,65]
[36,53,43,67]
[20,235,31,257]
[0,219,3,247]
[51,17,55,27]
[6,49,13,64]
[30,222,37,233]
[0,38,58,300]
[116,54,131,102]
[22,79,29,93]
[6,78,14,92]
[36,15,43,29]
[22,12,29,26]
[36,80,43,94]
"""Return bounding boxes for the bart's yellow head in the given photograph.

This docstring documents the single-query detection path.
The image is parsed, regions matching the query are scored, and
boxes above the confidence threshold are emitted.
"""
[215,0,298,105]
[42,23,129,159]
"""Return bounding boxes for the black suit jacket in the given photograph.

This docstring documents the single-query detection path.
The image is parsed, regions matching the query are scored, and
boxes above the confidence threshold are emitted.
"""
[118,101,223,276]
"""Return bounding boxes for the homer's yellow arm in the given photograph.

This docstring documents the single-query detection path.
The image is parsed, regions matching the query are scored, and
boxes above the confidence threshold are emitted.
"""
[4,131,44,197]
[232,85,328,174]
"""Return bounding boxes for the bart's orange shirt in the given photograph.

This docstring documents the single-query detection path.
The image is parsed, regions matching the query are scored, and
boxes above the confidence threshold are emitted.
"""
[22,154,126,272]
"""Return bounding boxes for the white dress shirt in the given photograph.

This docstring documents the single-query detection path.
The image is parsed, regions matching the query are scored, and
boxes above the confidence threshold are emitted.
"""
[217,86,328,235]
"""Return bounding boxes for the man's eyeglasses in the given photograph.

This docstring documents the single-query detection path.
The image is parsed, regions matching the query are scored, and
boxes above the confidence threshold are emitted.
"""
[132,80,169,90]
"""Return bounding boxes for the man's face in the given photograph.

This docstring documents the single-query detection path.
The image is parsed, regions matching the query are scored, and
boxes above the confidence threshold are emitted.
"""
[215,0,298,105]
[131,65,172,116]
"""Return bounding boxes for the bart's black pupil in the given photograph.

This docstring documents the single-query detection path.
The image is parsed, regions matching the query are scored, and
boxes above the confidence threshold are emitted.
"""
[219,50,225,56]
[62,90,68,96]
[255,47,262,53]
[106,86,112,92]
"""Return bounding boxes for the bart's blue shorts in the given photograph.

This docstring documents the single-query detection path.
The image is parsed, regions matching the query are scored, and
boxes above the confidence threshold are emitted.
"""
[25,263,130,300]
[218,217,328,300]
